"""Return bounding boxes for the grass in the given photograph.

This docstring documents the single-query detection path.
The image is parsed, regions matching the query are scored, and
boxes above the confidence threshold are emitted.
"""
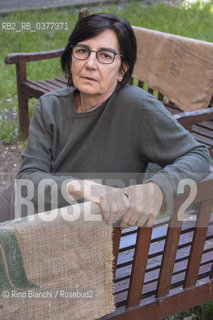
[0,0,213,143]
[165,300,213,319]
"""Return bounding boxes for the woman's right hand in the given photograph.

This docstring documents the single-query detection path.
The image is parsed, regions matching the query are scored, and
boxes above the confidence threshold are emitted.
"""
[67,179,131,226]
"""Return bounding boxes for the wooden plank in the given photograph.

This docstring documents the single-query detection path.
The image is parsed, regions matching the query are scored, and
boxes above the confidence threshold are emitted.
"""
[192,132,213,147]
[199,120,213,130]
[165,105,182,115]
[79,7,90,20]
[23,78,67,98]
[55,77,68,84]
[137,80,144,89]
[192,125,213,139]
[114,263,213,307]
[113,228,122,279]
[156,207,183,298]
[145,253,213,286]
[184,199,213,288]
[5,48,64,64]
[103,282,213,320]
[36,80,60,91]
[114,261,213,307]
[49,78,67,86]
[46,79,66,89]
[158,92,164,101]
[115,243,213,291]
[16,62,29,138]
[22,81,48,98]
[148,86,154,94]
[116,220,213,270]
[24,80,49,91]
[126,227,152,307]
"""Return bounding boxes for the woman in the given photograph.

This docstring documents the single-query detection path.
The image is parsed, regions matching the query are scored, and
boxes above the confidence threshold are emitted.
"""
[1,13,211,226]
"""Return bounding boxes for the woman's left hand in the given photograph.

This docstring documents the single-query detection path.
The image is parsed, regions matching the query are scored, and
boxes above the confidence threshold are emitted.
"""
[120,182,163,228]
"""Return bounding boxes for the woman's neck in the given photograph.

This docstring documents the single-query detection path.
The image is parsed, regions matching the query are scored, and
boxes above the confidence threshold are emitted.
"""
[75,85,117,113]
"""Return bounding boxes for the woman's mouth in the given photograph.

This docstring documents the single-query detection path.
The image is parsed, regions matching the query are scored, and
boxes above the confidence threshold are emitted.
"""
[82,76,98,82]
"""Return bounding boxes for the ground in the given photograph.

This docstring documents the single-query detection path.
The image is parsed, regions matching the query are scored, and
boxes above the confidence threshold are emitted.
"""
[0,141,22,190]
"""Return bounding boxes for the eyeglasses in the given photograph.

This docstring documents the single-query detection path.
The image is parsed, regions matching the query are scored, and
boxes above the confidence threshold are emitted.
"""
[70,45,123,65]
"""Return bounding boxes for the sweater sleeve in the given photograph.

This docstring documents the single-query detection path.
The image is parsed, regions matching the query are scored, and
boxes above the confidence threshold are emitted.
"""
[136,93,211,202]
[16,100,74,214]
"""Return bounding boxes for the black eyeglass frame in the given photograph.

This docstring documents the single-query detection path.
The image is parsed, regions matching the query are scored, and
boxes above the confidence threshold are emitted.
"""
[70,44,124,65]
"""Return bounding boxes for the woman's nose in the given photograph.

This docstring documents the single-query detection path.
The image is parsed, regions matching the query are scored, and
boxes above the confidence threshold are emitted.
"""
[85,52,98,69]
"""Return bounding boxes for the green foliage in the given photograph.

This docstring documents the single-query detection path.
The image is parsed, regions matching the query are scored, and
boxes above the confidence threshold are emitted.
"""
[0,1,213,143]
[165,300,213,319]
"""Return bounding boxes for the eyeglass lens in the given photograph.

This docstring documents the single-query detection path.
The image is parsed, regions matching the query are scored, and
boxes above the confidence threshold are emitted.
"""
[72,46,116,64]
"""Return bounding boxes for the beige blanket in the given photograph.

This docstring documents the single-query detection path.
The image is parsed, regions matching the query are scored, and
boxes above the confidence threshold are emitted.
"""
[0,202,115,320]
[133,26,213,112]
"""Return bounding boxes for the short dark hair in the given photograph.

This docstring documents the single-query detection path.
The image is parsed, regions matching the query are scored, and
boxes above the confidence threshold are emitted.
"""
[61,13,137,88]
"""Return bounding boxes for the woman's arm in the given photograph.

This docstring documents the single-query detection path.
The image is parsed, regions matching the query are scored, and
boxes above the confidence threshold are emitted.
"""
[16,101,75,214]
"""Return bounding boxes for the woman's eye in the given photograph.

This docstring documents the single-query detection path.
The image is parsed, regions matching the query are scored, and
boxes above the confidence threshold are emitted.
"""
[99,51,112,59]
[78,48,87,53]
[103,53,111,58]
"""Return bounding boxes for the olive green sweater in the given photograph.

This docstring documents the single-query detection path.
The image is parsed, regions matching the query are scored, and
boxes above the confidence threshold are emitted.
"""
[17,85,210,212]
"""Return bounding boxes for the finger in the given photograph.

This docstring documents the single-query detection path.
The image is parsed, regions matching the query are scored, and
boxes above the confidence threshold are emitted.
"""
[127,213,142,226]
[109,191,130,226]
[136,214,150,227]
[108,200,119,225]
[120,207,133,229]
[99,196,111,222]
[146,213,156,227]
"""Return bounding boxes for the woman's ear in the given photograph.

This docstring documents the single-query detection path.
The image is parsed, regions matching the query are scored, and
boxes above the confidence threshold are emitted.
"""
[120,62,129,77]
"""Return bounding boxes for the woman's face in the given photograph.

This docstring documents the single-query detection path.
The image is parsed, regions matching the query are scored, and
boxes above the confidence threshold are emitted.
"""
[71,29,124,100]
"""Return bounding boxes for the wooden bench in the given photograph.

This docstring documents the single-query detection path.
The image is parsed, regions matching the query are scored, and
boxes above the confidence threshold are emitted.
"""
[104,172,213,320]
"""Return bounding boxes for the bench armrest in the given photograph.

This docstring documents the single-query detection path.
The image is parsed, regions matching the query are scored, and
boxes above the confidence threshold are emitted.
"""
[161,171,213,212]
[5,48,64,64]
[174,107,213,129]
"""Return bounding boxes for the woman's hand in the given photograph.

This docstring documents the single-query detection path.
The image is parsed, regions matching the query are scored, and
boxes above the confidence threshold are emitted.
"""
[67,180,163,227]
[121,182,163,228]
[66,179,130,226]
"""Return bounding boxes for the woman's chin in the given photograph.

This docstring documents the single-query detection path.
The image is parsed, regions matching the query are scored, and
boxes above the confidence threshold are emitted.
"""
[76,86,101,96]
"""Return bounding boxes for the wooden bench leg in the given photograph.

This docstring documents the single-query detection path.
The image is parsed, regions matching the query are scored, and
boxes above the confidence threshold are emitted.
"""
[16,63,29,138]
[18,93,29,139]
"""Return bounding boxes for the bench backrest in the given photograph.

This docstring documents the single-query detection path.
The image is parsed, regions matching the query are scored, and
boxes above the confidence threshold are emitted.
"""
[106,173,213,319]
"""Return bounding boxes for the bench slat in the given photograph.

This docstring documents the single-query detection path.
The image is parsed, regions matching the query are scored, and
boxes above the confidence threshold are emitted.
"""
[192,125,213,140]
[184,199,213,288]
[35,80,60,91]
[116,220,213,270]
[114,265,212,307]
[126,227,152,307]
[156,208,183,298]
[113,228,122,278]
[192,131,213,146]
[22,81,48,98]
[199,120,213,130]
